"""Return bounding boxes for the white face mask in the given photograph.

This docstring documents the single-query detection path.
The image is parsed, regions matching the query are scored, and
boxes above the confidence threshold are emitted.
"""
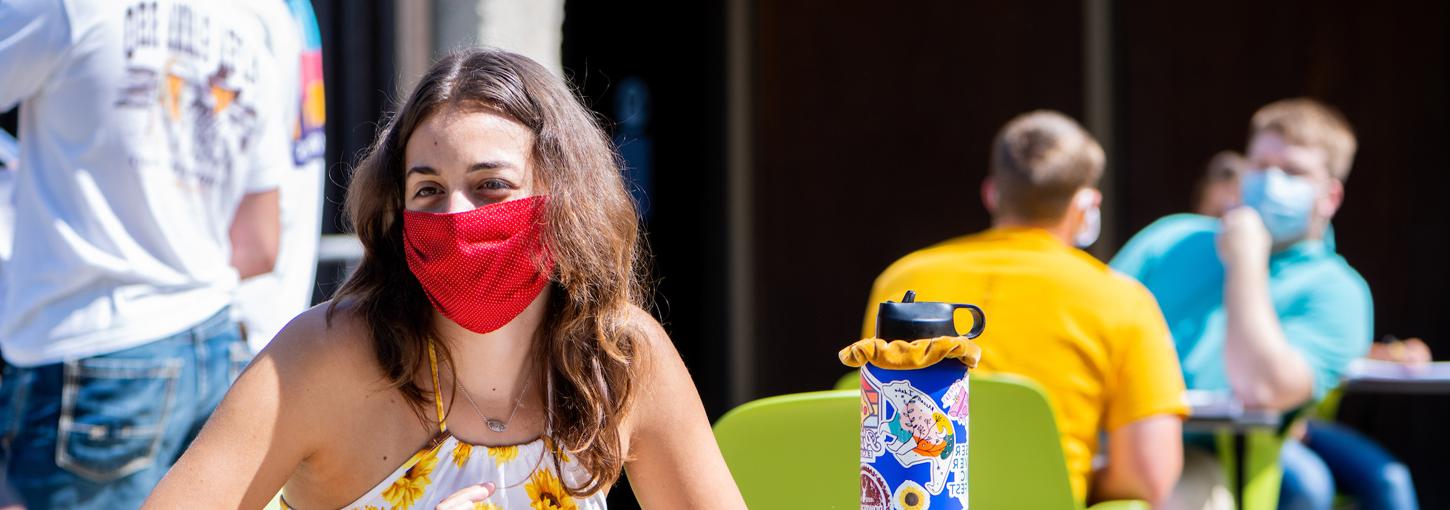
[1073,189,1101,248]
[1240,167,1317,245]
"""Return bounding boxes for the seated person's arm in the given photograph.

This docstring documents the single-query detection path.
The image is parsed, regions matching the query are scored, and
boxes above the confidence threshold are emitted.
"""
[623,309,747,509]
[1094,283,1191,506]
[1221,265,1314,409]
[1091,415,1183,507]
[143,310,334,508]
[1219,208,1315,409]
[1220,208,1375,410]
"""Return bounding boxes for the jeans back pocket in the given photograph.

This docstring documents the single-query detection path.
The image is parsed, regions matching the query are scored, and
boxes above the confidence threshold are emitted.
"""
[56,357,182,482]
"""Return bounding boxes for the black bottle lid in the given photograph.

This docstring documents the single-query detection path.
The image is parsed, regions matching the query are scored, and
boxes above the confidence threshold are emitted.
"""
[874,290,986,341]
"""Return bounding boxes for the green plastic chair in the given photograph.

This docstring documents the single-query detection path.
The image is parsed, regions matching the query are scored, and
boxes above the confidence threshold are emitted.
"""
[970,373,1145,510]
[719,374,1144,509]
[1213,428,1285,510]
[713,389,860,509]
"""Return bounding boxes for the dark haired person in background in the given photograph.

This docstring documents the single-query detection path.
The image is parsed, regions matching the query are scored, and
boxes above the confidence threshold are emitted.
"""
[1193,150,1249,218]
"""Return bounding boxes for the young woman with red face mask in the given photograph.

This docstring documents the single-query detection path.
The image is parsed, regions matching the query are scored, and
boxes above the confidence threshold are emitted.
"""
[145,49,745,510]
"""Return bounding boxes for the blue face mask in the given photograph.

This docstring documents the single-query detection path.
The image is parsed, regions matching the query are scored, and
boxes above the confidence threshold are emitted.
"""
[1240,167,1316,244]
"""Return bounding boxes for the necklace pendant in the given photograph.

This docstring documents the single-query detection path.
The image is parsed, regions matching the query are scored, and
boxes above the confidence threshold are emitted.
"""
[487,419,507,432]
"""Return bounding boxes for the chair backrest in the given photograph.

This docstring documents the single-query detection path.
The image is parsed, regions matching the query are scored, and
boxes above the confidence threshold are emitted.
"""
[717,375,1085,509]
[713,389,859,509]
[969,373,1080,509]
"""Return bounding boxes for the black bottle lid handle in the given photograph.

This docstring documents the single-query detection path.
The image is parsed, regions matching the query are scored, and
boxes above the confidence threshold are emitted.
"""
[952,304,986,339]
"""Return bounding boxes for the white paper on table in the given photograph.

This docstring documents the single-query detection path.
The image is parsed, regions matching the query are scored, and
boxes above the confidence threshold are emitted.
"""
[1346,358,1450,381]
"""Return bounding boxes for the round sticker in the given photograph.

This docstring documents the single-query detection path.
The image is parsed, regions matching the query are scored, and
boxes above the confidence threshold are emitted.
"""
[861,464,891,510]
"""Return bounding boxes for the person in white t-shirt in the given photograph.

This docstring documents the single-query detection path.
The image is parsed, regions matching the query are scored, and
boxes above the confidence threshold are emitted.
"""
[234,0,326,352]
[0,1,296,507]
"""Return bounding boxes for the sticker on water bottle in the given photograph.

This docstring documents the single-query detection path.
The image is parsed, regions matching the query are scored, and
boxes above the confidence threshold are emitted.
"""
[894,480,930,510]
[861,464,891,510]
[860,371,887,462]
[861,364,971,509]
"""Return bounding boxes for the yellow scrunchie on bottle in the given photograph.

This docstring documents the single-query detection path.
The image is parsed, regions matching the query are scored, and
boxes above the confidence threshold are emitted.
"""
[839,336,982,370]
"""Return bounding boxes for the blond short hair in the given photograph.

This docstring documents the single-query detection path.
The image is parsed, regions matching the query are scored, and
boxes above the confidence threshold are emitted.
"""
[1250,98,1357,181]
[990,110,1104,221]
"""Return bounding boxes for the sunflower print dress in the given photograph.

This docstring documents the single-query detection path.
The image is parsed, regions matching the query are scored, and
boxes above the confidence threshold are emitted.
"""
[280,344,607,510]
[279,434,606,510]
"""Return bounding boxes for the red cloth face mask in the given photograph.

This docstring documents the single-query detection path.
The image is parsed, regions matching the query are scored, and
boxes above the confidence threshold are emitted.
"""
[403,196,551,334]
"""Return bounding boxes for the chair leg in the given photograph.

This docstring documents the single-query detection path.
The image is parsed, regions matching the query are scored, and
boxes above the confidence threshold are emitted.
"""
[1216,430,1285,510]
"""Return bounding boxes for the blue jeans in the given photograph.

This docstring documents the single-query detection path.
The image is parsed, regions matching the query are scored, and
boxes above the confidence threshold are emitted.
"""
[0,308,251,510]
[1278,438,1333,510]
[1278,420,1419,510]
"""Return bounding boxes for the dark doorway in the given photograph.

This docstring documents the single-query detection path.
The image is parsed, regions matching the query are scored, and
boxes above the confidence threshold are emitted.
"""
[562,1,732,414]
[562,0,731,507]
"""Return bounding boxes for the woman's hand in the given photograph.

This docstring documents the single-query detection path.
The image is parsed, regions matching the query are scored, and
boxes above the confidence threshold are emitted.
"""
[436,482,495,510]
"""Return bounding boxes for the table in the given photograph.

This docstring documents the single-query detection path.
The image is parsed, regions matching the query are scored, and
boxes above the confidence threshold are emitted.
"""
[1343,359,1450,395]
[1183,405,1281,434]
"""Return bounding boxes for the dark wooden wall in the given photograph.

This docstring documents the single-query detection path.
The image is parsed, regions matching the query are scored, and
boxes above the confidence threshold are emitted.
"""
[749,1,1085,396]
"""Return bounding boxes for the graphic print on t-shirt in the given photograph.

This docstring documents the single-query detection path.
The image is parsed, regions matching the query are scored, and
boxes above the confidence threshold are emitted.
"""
[116,1,266,197]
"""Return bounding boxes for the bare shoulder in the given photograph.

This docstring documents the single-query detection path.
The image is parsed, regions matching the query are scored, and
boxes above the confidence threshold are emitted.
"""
[625,305,683,382]
[621,306,704,425]
[627,306,672,348]
[259,300,389,399]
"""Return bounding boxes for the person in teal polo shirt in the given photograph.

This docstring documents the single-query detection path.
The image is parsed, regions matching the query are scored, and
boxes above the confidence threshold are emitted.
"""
[1110,213,1370,402]
[1112,98,1383,510]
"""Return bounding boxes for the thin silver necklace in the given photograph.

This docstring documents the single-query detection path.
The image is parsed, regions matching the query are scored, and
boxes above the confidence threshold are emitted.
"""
[454,364,534,433]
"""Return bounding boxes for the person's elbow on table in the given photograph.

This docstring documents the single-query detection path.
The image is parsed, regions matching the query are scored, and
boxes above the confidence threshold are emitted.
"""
[1229,355,1314,411]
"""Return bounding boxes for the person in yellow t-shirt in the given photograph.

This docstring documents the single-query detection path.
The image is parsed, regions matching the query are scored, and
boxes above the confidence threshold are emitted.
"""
[862,111,1189,508]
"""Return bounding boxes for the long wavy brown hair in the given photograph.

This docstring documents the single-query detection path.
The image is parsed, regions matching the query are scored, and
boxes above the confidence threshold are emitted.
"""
[328,48,646,497]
